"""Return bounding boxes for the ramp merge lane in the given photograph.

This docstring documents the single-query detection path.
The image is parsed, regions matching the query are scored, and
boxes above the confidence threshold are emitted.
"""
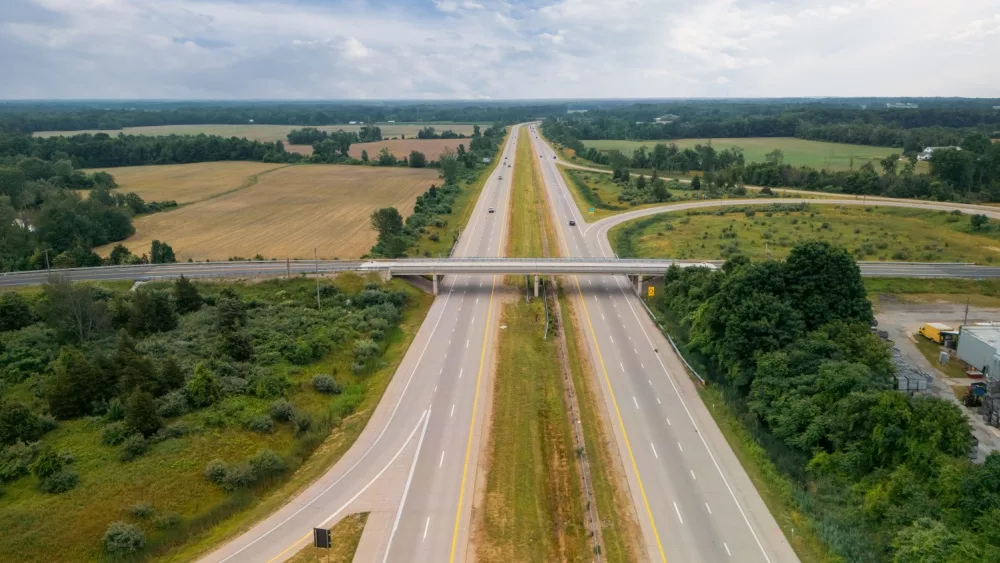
[528,125,800,563]
[199,127,522,563]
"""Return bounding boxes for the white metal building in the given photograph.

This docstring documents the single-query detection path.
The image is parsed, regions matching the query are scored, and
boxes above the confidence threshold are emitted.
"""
[957,326,1000,379]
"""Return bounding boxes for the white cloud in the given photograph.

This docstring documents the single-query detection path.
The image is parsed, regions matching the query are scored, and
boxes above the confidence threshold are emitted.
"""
[0,0,997,98]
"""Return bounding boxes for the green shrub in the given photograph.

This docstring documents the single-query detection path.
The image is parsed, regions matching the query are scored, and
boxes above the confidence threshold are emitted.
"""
[249,449,286,478]
[245,415,273,434]
[103,521,145,555]
[290,410,312,435]
[39,469,78,494]
[269,399,294,421]
[204,459,228,484]
[102,422,129,446]
[156,390,188,418]
[311,375,342,394]
[0,441,37,483]
[222,462,256,492]
[119,434,148,462]
[30,444,67,479]
[129,502,154,519]
[154,511,182,530]
[105,397,125,422]
[154,422,190,442]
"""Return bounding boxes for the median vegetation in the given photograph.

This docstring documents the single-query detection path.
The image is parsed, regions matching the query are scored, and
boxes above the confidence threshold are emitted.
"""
[651,241,999,561]
[0,275,432,562]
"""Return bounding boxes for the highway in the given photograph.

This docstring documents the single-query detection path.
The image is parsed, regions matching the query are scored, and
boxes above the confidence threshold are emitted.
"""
[529,125,800,562]
[198,126,521,562]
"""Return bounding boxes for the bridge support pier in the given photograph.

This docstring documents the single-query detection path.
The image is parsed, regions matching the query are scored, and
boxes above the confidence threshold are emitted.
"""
[534,275,540,298]
[635,274,643,295]
[432,275,438,296]
[381,268,393,282]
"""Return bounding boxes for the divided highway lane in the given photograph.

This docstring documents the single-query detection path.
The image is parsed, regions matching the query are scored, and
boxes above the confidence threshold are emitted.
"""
[199,126,522,563]
[528,127,799,563]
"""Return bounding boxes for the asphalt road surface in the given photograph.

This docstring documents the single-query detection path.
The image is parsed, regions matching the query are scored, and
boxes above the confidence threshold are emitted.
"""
[529,126,800,563]
[198,127,522,563]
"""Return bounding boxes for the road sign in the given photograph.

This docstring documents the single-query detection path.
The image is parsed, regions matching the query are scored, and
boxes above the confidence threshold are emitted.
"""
[589,207,595,214]
[314,527,332,549]
[647,286,655,297]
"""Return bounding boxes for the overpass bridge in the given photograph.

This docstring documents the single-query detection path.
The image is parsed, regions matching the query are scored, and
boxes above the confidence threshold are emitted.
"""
[2,258,1000,291]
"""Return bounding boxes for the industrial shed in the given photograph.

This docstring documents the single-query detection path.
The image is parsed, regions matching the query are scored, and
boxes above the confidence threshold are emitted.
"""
[957,326,1000,378]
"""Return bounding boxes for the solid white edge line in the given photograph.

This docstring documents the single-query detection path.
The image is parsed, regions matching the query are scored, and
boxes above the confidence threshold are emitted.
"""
[382,409,432,563]
[673,501,684,524]
[216,281,458,562]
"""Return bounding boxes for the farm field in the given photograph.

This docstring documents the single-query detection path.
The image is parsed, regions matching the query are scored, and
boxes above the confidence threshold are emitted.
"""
[583,137,902,172]
[348,138,468,160]
[94,164,438,260]
[83,162,287,204]
[33,122,486,142]
[610,204,1000,264]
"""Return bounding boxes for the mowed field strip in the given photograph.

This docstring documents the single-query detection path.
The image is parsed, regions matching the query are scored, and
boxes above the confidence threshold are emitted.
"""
[94,164,438,260]
[83,161,286,204]
[34,122,486,141]
[583,137,903,171]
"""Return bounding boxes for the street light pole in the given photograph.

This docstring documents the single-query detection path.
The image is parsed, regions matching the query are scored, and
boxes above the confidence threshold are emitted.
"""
[314,247,321,309]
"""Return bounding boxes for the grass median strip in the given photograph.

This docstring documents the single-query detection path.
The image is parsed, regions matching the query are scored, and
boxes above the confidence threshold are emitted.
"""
[286,512,369,563]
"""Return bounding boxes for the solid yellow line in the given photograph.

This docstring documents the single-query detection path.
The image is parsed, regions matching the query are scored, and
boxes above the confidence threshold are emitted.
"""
[543,144,668,562]
[266,532,310,563]
[449,275,498,562]
[449,128,520,562]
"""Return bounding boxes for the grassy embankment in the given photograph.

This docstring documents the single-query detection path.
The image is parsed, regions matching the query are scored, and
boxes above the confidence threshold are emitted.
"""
[285,512,369,563]
[864,278,1000,308]
[611,204,1000,264]
[411,127,511,258]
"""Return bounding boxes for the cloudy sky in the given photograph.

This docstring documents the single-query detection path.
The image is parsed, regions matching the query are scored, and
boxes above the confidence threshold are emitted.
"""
[2,0,998,99]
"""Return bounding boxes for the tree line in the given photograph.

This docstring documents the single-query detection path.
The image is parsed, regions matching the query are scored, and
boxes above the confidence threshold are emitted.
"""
[1,153,179,271]
[656,242,999,561]
[367,124,506,258]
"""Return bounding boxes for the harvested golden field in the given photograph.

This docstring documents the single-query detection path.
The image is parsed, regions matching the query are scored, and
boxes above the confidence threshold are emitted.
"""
[94,165,438,260]
[349,138,469,160]
[83,161,285,204]
[34,123,485,142]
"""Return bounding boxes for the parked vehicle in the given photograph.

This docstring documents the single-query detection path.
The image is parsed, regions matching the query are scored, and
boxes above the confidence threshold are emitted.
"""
[920,322,957,344]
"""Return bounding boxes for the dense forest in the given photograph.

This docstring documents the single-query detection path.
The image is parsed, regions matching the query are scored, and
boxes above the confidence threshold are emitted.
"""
[655,242,999,561]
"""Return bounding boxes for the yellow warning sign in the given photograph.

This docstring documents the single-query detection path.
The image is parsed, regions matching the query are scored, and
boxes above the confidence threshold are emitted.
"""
[647,286,655,297]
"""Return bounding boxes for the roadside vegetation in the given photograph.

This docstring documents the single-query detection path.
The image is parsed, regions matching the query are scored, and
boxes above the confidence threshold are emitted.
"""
[286,512,369,563]
[864,278,1000,308]
[611,203,1000,264]
[0,275,432,562]
[650,241,999,561]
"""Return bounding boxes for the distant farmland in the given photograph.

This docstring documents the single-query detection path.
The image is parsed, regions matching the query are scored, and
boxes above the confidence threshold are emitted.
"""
[34,122,486,142]
[84,161,286,204]
[94,164,438,260]
[583,137,902,172]
[349,138,469,160]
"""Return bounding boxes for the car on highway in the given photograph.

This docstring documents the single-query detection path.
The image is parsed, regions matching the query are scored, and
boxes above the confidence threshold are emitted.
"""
[488,207,495,213]
[498,175,503,179]
[568,219,576,226]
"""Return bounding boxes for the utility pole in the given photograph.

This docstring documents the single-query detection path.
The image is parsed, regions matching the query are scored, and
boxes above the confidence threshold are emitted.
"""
[42,248,52,272]
[286,257,291,279]
[314,247,321,309]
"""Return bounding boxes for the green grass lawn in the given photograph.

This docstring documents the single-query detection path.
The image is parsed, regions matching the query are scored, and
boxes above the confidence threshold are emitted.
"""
[583,138,905,172]
[611,204,1000,264]
[913,337,969,380]
[0,277,432,563]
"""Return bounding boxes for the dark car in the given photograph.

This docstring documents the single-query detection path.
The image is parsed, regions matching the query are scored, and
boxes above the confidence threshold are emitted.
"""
[569,219,576,226]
